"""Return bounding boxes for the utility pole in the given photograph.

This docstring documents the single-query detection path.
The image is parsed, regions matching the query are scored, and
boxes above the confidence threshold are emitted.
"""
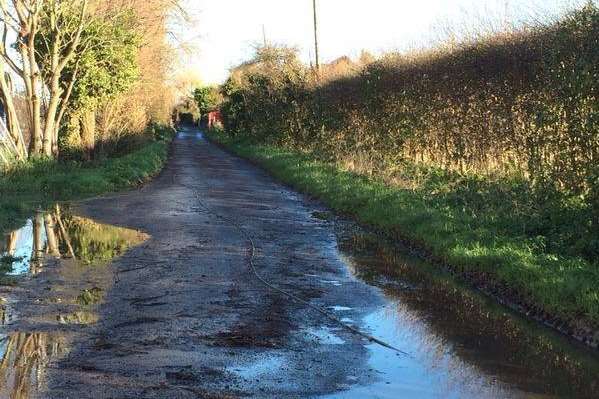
[312,0,320,72]
[503,0,510,30]
[262,24,267,47]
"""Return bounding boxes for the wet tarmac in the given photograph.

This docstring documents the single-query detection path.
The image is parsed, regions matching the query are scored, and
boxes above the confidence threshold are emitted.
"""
[0,126,597,398]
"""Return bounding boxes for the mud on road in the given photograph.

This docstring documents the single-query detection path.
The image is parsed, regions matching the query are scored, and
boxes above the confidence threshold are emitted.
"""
[37,127,384,398]
[1,126,598,399]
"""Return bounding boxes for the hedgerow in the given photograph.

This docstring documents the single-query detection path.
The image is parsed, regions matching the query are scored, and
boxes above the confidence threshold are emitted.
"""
[221,4,599,264]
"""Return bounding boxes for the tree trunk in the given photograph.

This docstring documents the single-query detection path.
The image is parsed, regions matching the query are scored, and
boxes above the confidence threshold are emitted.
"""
[26,33,44,156]
[43,88,61,156]
[42,57,66,155]
[52,124,60,156]
[43,114,56,156]
[0,71,27,159]
[25,75,44,156]
[80,108,96,158]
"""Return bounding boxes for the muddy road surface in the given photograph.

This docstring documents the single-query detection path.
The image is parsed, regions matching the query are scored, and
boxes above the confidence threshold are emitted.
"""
[1,126,598,398]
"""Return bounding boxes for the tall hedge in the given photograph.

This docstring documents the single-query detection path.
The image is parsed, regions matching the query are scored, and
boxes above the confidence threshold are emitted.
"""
[222,5,598,198]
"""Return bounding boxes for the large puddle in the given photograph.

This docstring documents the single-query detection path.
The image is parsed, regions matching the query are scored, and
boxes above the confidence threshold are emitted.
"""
[0,205,148,398]
[324,233,599,398]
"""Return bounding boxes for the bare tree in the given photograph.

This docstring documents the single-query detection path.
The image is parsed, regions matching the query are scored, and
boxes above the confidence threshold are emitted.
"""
[0,70,26,159]
[0,0,88,157]
[0,0,184,160]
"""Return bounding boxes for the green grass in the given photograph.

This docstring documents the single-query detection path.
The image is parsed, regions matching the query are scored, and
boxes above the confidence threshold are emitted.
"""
[0,126,174,232]
[208,131,599,328]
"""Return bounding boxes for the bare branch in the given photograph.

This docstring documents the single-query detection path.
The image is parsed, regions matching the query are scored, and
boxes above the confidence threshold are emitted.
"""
[56,56,81,128]
[57,0,88,72]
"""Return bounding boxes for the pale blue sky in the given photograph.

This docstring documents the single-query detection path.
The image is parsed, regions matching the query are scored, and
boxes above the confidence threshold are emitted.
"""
[181,0,593,84]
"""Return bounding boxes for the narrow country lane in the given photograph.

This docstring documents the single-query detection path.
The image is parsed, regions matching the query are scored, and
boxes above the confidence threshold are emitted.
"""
[45,126,387,398]
[5,126,592,398]
[0,2,597,398]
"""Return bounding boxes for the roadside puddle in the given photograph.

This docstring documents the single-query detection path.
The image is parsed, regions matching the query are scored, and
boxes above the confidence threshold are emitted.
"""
[231,354,286,381]
[0,331,67,398]
[303,326,346,345]
[0,205,148,398]
[327,232,599,398]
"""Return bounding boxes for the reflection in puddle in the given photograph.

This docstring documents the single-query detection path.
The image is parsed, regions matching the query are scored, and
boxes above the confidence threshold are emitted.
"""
[303,326,345,345]
[329,307,513,398]
[329,306,352,312]
[76,287,104,306]
[0,301,13,326]
[326,233,599,398]
[320,280,342,286]
[57,310,99,325]
[0,332,67,399]
[1,217,46,276]
[0,205,149,398]
[232,355,285,381]
[0,205,148,277]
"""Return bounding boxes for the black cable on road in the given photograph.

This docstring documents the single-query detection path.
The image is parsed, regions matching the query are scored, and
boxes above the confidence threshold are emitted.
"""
[189,186,410,356]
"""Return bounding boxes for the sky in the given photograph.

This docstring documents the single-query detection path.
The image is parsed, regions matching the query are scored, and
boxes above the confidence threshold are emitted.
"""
[180,0,593,84]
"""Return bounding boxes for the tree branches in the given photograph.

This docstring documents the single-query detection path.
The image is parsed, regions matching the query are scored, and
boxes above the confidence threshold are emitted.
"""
[0,0,89,157]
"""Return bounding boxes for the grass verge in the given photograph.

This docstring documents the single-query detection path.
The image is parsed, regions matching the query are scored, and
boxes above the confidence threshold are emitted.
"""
[207,131,599,342]
[0,126,175,232]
